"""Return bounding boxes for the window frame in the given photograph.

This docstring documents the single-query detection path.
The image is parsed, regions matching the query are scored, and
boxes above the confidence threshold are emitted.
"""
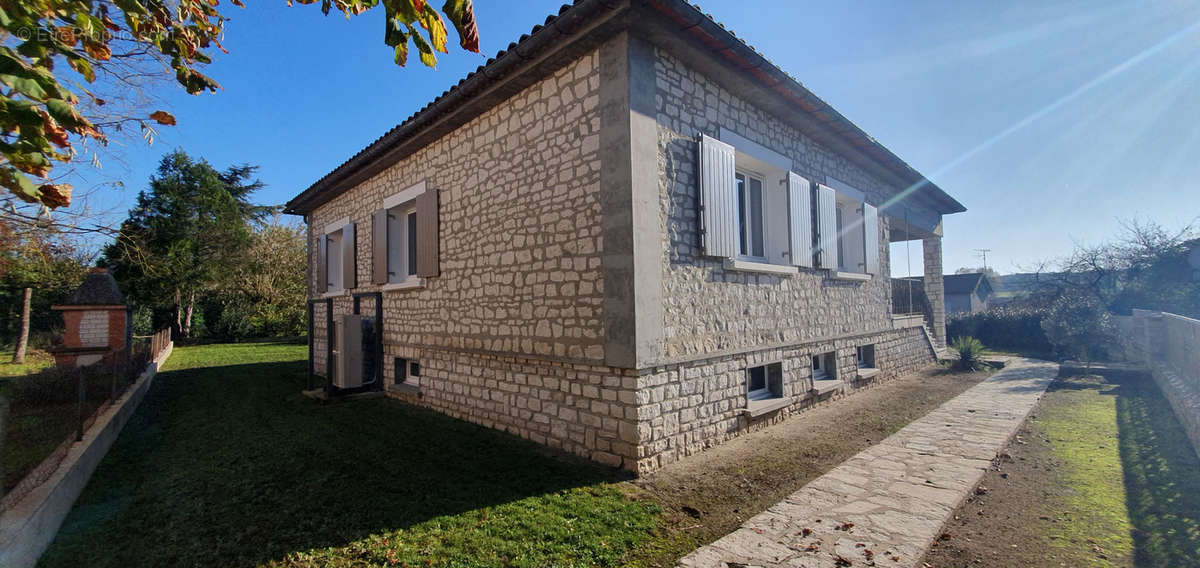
[746,361,784,401]
[386,202,419,284]
[812,352,836,381]
[736,170,767,261]
[856,345,876,369]
[325,228,344,293]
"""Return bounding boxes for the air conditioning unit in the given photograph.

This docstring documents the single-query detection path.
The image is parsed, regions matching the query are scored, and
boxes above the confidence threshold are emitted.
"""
[333,314,364,389]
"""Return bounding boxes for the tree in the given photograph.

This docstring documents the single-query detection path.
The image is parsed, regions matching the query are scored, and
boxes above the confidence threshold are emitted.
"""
[1,0,479,210]
[102,150,265,337]
[1034,219,1199,318]
[204,217,308,338]
[0,218,90,351]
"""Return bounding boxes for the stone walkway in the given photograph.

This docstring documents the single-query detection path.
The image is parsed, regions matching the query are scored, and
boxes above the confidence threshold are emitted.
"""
[677,358,1058,568]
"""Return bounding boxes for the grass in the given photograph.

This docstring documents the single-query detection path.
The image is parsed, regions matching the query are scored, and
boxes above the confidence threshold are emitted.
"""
[3,367,115,492]
[925,371,1200,567]
[0,348,55,378]
[1041,374,1200,565]
[1037,375,1136,562]
[39,343,660,568]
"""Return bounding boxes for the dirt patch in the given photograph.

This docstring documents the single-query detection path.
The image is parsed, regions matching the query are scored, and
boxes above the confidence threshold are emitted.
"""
[621,365,989,567]
[921,373,1200,567]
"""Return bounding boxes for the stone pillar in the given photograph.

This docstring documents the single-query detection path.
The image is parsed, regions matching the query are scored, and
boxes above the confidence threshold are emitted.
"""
[922,236,946,348]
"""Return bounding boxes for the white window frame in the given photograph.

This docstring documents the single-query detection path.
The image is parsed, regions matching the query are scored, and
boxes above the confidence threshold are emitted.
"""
[746,361,783,401]
[736,170,767,261]
[322,217,350,293]
[386,203,418,284]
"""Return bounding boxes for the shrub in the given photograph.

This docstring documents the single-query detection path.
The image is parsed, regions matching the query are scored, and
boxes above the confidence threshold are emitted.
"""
[947,306,1052,356]
[950,336,987,372]
[1041,293,1117,364]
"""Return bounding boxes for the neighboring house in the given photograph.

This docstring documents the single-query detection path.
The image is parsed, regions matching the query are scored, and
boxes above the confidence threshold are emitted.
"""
[944,273,994,314]
[284,0,965,474]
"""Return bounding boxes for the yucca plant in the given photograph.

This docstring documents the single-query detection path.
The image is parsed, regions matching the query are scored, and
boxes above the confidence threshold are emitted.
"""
[950,336,987,372]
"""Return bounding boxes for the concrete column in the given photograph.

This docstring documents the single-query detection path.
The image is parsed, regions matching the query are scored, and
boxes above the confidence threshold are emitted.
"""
[600,32,663,369]
[923,235,946,348]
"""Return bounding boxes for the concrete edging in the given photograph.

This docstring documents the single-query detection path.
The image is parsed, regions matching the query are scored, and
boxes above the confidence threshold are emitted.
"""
[0,342,173,568]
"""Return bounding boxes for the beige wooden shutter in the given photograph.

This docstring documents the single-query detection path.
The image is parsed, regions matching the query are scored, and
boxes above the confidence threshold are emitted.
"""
[342,221,356,289]
[863,203,879,274]
[416,188,439,277]
[316,233,327,293]
[372,209,388,285]
[815,184,838,269]
[787,172,813,268]
[698,134,738,258]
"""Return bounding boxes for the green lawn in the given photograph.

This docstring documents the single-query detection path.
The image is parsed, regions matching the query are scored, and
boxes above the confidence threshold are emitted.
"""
[1039,374,1200,565]
[40,343,659,568]
[0,349,54,378]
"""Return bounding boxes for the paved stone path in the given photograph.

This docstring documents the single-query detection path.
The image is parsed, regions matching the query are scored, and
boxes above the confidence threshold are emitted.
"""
[677,358,1058,568]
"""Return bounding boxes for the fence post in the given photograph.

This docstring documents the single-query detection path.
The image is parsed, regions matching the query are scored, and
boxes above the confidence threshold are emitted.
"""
[1,395,7,508]
[76,369,84,442]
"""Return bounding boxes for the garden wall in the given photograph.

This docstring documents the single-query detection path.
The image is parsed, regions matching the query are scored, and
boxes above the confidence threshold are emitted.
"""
[1124,309,1200,458]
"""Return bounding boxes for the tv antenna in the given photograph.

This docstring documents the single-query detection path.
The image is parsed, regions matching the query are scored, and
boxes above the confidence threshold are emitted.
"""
[975,248,992,271]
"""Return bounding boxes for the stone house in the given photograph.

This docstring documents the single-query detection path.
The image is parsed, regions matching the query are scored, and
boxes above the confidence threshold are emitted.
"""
[284,0,965,474]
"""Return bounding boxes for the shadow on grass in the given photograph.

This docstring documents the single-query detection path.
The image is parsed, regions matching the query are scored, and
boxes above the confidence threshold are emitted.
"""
[40,350,635,568]
[1113,375,1200,566]
[1050,373,1200,565]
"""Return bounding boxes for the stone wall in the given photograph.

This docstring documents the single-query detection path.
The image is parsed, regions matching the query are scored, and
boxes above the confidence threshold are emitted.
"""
[631,325,935,472]
[650,47,940,361]
[307,48,647,469]
[309,48,606,373]
[1126,310,1200,459]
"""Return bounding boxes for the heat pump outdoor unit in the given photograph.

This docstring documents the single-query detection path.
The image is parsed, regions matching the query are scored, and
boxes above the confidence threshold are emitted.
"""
[333,314,364,389]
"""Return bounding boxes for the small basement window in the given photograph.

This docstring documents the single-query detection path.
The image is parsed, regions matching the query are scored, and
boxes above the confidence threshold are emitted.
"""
[747,362,784,401]
[394,357,421,386]
[856,345,876,369]
[812,352,836,381]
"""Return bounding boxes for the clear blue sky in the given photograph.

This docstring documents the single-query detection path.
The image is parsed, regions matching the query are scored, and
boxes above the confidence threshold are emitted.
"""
[72,0,1200,276]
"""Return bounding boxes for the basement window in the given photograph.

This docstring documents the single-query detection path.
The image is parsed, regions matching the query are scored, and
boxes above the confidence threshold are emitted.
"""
[812,352,836,382]
[394,357,421,386]
[747,362,784,401]
[856,345,876,369]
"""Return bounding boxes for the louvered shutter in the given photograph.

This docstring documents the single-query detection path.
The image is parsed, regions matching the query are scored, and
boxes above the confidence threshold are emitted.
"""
[815,184,838,269]
[416,188,439,278]
[863,203,879,274]
[316,233,327,293]
[342,221,356,289]
[787,172,813,268]
[698,134,738,258]
[372,209,388,285]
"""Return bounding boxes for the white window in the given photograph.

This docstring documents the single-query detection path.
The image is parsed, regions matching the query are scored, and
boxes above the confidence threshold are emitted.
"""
[836,193,865,272]
[736,172,766,259]
[325,229,344,292]
[394,357,421,386]
[817,179,880,275]
[386,204,418,283]
[698,133,809,269]
[747,362,783,401]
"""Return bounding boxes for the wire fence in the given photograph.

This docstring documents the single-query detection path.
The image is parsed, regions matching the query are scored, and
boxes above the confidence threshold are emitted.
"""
[1,327,171,509]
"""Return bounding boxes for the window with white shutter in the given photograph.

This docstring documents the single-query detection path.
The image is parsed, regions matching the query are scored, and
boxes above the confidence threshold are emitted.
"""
[698,134,739,258]
[815,184,838,269]
[863,203,879,274]
[787,172,813,268]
